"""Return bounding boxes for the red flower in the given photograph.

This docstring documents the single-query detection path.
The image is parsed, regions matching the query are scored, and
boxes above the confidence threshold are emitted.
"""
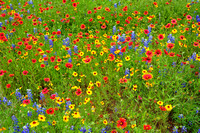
[144,29,149,34]
[142,73,153,80]
[75,89,82,96]
[0,70,4,76]
[23,99,31,105]
[80,24,86,30]
[171,19,177,24]
[22,70,28,75]
[103,76,108,81]
[50,94,56,99]
[44,78,50,82]
[146,50,153,57]
[117,118,127,129]
[63,0,66,3]
[144,125,152,130]
[186,15,192,20]
[65,63,73,69]
[6,84,11,88]
[121,46,127,53]
[46,108,54,115]
[72,3,77,8]
[32,59,37,63]
[158,34,164,40]
[108,54,115,61]
[154,49,162,57]
[167,43,175,49]
[164,49,168,55]
[42,88,49,94]
[111,130,117,133]
[159,106,166,111]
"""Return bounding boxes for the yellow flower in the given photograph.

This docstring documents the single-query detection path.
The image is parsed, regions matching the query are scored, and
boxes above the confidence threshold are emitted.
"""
[91,106,95,112]
[100,101,104,105]
[142,70,147,74]
[69,104,75,110]
[93,71,98,76]
[79,52,84,56]
[131,124,136,128]
[72,111,81,118]
[100,51,104,56]
[38,114,46,121]
[97,15,101,19]
[30,120,39,128]
[85,97,90,102]
[91,50,96,54]
[157,101,163,106]
[87,90,92,95]
[72,72,78,77]
[103,120,108,125]
[133,84,137,91]
[81,119,85,124]
[172,29,177,34]
[165,104,173,111]
[63,115,69,122]
[52,120,56,126]
[125,56,130,61]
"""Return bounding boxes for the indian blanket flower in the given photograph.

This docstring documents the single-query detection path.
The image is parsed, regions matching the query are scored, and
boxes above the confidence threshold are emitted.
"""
[117,118,127,129]
[142,73,153,80]
[38,114,46,121]
[30,120,39,128]
[65,63,73,69]
[23,99,30,105]
[144,124,152,130]
[165,104,173,111]
[46,108,54,115]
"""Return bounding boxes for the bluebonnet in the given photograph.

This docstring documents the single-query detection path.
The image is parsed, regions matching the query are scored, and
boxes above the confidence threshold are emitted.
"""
[144,39,149,47]
[68,58,72,63]
[197,129,200,133]
[44,35,48,41]
[5,20,7,25]
[63,37,70,46]
[40,92,45,100]
[181,126,187,132]
[70,125,75,130]
[38,18,42,21]
[27,111,32,117]
[21,124,30,133]
[27,89,33,101]
[0,22,2,27]
[66,101,71,111]
[12,44,16,48]
[68,49,72,56]
[131,31,136,41]
[178,114,184,119]
[49,39,53,48]
[9,17,13,22]
[12,115,20,132]
[80,127,87,133]
[125,68,130,78]
[74,45,78,53]
[3,97,7,104]
[113,26,116,34]
[27,9,30,14]
[7,100,12,106]
[172,126,178,133]
[114,3,117,8]
[33,28,37,34]
[28,0,33,4]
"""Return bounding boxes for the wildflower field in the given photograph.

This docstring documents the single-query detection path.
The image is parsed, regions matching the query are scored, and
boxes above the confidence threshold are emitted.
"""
[0,0,200,132]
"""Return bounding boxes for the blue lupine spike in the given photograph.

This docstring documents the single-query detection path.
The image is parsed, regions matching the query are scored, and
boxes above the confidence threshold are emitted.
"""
[49,39,53,48]
[114,3,117,8]
[38,18,42,21]
[113,26,116,34]
[5,20,7,25]
[74,45,78,53]
[68,58,72,63]
[68,49,72,56]
[44,35,48,41]
[0,22,2,27]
